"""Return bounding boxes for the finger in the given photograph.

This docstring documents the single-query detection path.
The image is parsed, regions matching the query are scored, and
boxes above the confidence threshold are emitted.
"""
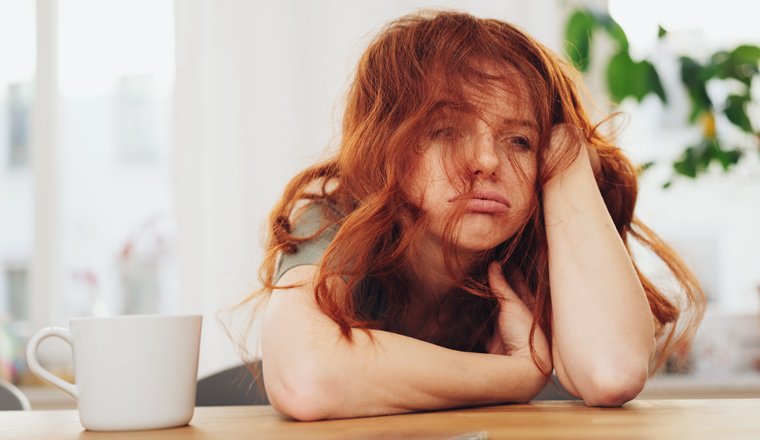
[549,124,596,170]
[486,323,503,354]
[502,261,532,304]
[502,260,535,309]
[488,262,526,308]
[546,124,580,170]
[507,269,535,311]
[488,262,514,301]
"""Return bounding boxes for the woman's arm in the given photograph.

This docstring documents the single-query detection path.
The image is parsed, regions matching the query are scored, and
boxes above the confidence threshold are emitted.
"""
[262,265,549,421]
[543,125,656,407]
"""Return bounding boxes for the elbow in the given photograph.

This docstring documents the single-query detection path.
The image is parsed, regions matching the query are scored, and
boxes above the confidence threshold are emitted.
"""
[578,339,655,407]
[264,362,336,421]
[268,383,329,422]
[583,367,647,407]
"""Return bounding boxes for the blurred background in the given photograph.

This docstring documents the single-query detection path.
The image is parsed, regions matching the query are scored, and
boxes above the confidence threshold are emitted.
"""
[0,0,758,409]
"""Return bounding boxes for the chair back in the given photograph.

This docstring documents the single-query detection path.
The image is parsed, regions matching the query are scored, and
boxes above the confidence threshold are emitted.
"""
[196,361,269,406]
[533,375,575,401]
[0,379,32,411]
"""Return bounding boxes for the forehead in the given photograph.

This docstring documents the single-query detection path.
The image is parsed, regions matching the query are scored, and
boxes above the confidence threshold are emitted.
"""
[431,61,536,124]
[463,63,535,122]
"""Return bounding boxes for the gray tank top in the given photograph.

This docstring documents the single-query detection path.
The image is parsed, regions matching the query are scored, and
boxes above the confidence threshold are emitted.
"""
[273,201,389,323]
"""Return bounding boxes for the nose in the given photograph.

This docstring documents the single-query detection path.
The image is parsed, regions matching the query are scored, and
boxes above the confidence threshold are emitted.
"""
[470,130,500,178]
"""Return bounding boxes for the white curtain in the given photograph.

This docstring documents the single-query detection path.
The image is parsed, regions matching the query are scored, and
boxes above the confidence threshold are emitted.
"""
[173,0,577,376]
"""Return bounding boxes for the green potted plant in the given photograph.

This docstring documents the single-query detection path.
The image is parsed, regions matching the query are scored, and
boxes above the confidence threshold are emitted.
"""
[565,8,760,187]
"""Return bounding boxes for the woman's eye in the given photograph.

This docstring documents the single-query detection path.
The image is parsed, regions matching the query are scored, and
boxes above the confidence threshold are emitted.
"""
[431,127,455,139]
[505,135,531,150]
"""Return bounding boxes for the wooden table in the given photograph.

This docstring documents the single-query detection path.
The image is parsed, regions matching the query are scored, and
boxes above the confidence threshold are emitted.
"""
[3,400,759,440]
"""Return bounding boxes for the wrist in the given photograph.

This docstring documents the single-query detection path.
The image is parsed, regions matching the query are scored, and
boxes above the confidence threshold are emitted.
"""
[511,355,552,401]
[472,352,550,404]
[543,152,595,199]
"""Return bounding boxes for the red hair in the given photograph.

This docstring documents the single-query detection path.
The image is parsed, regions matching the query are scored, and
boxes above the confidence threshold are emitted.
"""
[244,10,704,376]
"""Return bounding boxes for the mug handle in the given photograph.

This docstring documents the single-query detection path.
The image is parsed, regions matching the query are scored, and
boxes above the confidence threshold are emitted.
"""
[26,327,78,401]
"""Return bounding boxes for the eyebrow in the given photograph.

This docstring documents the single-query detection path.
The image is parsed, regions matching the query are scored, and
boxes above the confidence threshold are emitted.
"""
[428,102,539,130]
[501,118,539,130]
[430,100,471,115]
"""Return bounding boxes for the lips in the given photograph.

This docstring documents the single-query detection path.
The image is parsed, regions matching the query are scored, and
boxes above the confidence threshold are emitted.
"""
[450,189,511,213]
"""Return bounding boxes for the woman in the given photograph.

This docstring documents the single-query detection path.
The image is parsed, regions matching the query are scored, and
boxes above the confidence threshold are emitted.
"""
[248,10,704,421]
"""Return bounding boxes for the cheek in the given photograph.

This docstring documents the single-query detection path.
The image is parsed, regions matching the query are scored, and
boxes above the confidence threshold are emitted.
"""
[408,154,452,209]
[505,157,537,194]
[403,156,429,205]
[502,160,538,225]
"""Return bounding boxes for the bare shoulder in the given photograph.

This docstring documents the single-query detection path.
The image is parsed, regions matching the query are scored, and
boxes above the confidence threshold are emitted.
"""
[266,265,348,322]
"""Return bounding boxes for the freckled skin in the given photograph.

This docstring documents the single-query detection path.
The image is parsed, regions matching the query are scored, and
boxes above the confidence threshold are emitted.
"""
[408,75,538,256]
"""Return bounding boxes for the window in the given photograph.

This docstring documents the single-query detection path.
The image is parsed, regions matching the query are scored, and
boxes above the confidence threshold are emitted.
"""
[7,83,32,168]
[57,0,176,321]
[0,1,35,342]
[5,266,29,321]
[116,75,159,164]
[0,0,35,171]
[0,0,176,344]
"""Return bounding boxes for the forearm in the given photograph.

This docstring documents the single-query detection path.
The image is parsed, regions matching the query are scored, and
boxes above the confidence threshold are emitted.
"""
[543,147,655,406]
[265,325,545,420]
[262,268,547,420]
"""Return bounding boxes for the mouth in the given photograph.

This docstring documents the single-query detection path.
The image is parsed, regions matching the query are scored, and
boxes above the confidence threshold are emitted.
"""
[449,189,511,213]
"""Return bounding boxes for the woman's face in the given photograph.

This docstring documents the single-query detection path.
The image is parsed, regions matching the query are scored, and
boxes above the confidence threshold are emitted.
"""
[408,74,539,255]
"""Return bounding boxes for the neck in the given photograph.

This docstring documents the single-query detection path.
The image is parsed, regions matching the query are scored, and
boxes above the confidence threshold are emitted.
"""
[404,232,476,307]
[401,232,480,342]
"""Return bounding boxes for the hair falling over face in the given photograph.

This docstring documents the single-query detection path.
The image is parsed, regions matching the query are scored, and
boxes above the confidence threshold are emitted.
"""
[238,10,705,377]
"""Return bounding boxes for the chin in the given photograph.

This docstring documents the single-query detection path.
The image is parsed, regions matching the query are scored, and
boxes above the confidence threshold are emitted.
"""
[454,217,515,250]
[453,231,512,253]
[454,239,506,253]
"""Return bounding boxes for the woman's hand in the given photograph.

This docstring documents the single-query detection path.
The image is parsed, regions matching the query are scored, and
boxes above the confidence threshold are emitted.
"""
[486,262,551,371]
[548,124,604,185]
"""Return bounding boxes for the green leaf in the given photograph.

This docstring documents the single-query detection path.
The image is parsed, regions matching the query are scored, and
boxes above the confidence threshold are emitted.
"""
[716,148,743,170]
[724,94,754,133]
[699,138,719,171]
[680,57,713,122]
[714,45,760,86]
[730,45,760,63]
[565,10,596,72]
[607,51,635,103]
[631,61,651,102]
[673,147,697,178]
[711,51,731,65]
[673,139,744,178]
[658,25,667,39]
[644,61,667,103]
[672,140,711,178]
[607,52,667,103]
[706,139,743,170]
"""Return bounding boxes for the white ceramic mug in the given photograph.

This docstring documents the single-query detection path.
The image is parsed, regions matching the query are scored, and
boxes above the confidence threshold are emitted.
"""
[26,315,202,431]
